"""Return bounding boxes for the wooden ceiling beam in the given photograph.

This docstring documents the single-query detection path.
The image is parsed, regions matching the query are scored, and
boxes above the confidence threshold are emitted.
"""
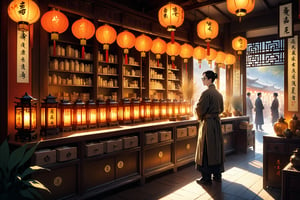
[183,0,226,11]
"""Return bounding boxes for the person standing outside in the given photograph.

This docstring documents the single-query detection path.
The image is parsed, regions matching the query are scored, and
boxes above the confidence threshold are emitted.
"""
[271,92,279,125]
[246,92,254,123]
[255,92,264,131]
[195,70,224,185]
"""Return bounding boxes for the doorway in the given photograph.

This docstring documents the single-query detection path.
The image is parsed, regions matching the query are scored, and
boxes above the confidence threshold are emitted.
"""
[246,39,285,127]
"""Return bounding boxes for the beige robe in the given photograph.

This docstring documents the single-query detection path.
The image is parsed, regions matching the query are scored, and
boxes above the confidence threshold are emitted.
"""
[195,84,224,167]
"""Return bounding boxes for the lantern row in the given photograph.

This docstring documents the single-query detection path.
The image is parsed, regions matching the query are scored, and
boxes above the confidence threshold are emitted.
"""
[8,1,250,66]
[14,93,192,141]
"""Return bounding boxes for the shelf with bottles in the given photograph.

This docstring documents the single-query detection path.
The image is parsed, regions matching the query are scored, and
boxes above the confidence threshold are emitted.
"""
[97,76,119,88]
[48,72,93,87]
[97,50,118,65]
[50,58,93,73]
[97,64,118,76]
[49,42,93,62]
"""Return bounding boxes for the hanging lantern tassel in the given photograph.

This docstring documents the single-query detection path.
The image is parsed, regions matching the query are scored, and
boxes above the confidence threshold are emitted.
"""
[104,44,109,63]
[156,54,161,68]
[53,40,56,56]
[80,39,86,59]
[198,60,201,69]
[171,31,175,43]
[124,49,129,64]
[207,42,210,56]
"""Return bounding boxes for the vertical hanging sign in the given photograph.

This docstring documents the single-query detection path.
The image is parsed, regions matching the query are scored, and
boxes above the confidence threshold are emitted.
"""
[17,30,29,83]
[288,35,298,112]
[232,64,240,96]
[279,2,293,38]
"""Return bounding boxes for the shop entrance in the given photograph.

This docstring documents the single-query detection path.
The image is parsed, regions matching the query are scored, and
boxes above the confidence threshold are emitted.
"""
[246,39,285,128]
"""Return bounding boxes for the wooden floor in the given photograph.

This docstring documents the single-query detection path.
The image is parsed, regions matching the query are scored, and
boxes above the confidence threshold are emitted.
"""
[94,123,281,200]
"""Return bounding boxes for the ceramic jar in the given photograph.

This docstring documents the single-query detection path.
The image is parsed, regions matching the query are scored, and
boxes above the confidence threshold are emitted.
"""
[273,116,288,137]
[290,148,300,170]
[289,114,299,135]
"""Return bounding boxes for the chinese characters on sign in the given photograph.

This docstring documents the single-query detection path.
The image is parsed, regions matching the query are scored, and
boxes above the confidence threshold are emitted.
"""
[279,2,293,38]
[17,30,29,83]
[288,35,298,112]
[233,64,240,96]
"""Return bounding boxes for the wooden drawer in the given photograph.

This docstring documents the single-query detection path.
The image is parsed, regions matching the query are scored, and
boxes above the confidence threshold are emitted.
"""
[56,146,77,162]
[85,142,104,157]
[32,165,77,200]
[176,138,197,161]
[123,136,138,149]
[82,157,115,191]
[143,144,171,170]
[33,149,56,166]
[145,132,158,145]
[158,131,172,142]
[116,151,139,179]
[176,127,187,138]
[266,143,286,153]
[187,126,197,136]
[105,139,123,153]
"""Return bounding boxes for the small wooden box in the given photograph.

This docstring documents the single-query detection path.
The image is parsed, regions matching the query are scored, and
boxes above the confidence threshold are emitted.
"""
[56,146,77,162]
[33,149,56,166]
[85,142,104,157]
[158,131,172,142]
[187,126,197,136]
[123,136,138,149]
[145,132,158,145]
[176,127,187,138]
[105,139,123,153]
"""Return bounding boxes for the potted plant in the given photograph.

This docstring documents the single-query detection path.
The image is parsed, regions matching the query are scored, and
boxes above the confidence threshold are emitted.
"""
[0,140,50,199]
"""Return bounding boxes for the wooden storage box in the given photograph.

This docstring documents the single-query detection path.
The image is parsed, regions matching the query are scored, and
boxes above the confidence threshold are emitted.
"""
[56,146,77,162]
[176,127,187,138]
[158,131,172,142]
[145,132,158,145]
[123,136,138,149]
[105,139,123,153]
[85,142,104,157]
[33,149,56,166]
[187,126,197,136]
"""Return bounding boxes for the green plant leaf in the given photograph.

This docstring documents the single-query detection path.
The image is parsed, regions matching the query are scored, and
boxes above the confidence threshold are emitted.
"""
[0,140,9,170]
[25,179,51,193]
[20,189,36,200]
[8,143,28,171]
[21,166,50,179]
[18,142,40,168]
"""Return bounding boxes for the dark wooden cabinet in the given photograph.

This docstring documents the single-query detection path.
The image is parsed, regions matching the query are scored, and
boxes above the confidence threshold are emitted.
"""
[263,136,300,189]
[281,163,300,200]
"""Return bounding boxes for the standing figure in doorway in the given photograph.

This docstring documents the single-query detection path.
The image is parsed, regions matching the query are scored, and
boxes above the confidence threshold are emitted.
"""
[271,92,279,125]
[195,70,224,185]
[246,92,254,123]
[255,92,264,131]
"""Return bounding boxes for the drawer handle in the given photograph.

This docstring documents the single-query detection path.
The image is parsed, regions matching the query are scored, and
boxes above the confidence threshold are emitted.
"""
[94,148,99,152]
[158,151,163,158]
[117,161,124,169]
[53,176,63,187]
[104,164,111,173]
[43,155,50,163]
[66,152,71,158]
[186,144,191,150]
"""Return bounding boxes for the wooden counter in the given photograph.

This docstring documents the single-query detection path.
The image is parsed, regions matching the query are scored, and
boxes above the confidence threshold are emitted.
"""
[9,116,251,200]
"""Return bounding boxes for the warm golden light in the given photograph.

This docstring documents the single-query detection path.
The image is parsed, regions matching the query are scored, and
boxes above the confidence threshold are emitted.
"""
[232,36,248,55]
[197,18,219,55]
[8,0,40,31]
[63,108,72,127]
[205,48,217,64]
[227,0,255,17]
[135,34,153,57]
[117,30,136,64]
[110,107,118,122]
[71,17,95,45]
[180,43,194,63]
[99,108,106,123]
[96,24,117,62]
[151,37,167,60]
[215,51,226,65]
[224,53,236,65]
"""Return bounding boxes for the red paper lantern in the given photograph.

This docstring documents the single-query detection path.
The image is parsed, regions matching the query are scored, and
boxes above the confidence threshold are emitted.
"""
[117,30,136,64]
[179,43,193,73]
[151,37,167,67]
[232,36,248,55]
[215,51,226,68]
[197,18,219,56]
[227,0,255,21]
[158,2,184,43]
[135,34,153,57]
[224,53,236,66]
[96,24,117,62]
[166,41,181,69]
[205,48,217,66]
[41,9,69,56]
[8,0,40,31]
[193,46,206,68]
[71,17,95,59]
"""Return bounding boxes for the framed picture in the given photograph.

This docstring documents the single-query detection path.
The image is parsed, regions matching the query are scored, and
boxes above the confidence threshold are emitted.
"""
[278,2,293,38]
